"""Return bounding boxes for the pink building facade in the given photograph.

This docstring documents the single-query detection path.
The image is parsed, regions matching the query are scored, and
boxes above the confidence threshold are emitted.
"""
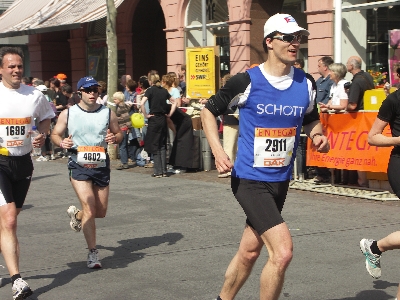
[25,0,285,88]
[22,0,399,89]
[306,1,334,78]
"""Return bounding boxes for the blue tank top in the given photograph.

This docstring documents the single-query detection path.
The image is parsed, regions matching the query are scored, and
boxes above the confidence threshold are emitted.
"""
[233,67,309,182]
[67,104,110,161]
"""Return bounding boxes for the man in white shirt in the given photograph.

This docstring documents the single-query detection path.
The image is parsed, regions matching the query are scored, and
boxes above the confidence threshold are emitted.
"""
[0,46,54,300]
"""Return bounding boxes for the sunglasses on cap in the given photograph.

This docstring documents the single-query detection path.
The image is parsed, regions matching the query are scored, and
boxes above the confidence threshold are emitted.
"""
[80,87,99,94]
[272,34,303,43]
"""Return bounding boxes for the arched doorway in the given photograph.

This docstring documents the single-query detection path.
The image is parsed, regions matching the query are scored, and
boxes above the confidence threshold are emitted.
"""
[131,0,167,80]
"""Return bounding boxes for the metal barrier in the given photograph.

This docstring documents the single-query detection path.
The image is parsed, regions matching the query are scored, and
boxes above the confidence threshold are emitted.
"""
[289,180,398,201]
[292,134,397,201]
[193,130,213,171]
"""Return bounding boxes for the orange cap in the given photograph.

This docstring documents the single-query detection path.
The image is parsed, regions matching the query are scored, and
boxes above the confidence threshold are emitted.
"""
[55,73,67,80]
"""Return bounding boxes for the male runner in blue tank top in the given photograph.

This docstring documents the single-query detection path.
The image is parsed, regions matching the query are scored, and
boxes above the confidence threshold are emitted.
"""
[201,14,330,300]
[51,76,122,269]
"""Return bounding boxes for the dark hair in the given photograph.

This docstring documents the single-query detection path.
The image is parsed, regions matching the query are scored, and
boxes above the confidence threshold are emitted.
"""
[262,32,277,53]
[294,58,305,69]
[262,37,268,53]
[97,80,107,91]
[61,84,73,94]
[126,79,137,91]
[21,77,31,84]
[139,76,150,89]
[319,56,334,67]
[0,47,24,67]
[49,77,60,88]
[32,79,44,86]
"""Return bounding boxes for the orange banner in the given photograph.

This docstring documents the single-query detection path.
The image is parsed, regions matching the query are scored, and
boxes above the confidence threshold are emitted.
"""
[306,112,392,173]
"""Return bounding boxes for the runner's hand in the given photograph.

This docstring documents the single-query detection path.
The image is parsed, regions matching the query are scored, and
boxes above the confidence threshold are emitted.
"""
[32,133,46,148]
[313,135,330,153]
[61,135,73,149]
[214,150,233,174]
[105,129,116,144]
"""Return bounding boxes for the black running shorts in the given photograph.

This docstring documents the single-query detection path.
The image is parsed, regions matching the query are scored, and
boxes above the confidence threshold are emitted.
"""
[0,153,33,209]
[388,154,400,199]
[68,156,111,187]
[231,177,290,235]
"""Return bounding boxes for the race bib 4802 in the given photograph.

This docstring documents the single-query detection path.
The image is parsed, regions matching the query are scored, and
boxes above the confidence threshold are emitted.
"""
[76,146,106,168]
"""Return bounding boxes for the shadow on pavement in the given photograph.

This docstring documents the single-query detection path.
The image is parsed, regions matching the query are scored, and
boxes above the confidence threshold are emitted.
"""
[328,286,397,300]
[31,174,61,182]
[373,280,399,290]
[23,232,183,299]
[99,232,184,269]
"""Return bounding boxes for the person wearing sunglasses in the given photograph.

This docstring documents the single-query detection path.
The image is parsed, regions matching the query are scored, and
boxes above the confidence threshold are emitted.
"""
[51,76,122,269]
[201,13,329,300]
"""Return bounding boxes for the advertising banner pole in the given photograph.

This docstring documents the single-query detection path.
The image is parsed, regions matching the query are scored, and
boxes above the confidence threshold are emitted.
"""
[202,0,207,46]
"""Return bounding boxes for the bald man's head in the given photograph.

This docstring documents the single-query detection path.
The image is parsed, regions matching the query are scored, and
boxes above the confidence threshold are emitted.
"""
[346,56,362,74]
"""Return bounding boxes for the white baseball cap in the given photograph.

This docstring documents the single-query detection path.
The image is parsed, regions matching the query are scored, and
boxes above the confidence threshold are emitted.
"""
[264,13,309,38]
[36,84,48,92]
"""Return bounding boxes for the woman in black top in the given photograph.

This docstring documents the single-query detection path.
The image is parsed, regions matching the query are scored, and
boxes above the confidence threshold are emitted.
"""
[162,74,194,173]
[359,89,400,296]
[140,74,176,177]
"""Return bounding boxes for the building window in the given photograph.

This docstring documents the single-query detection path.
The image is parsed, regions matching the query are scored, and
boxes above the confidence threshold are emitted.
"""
[87,18,107,82]
[366,5,400,79]
[185,0,230,77]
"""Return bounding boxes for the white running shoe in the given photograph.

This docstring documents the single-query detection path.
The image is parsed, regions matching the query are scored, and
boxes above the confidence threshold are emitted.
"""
[36,155,48,161]
[87,249,102,269]
[67,205,82,232]
[12,278,33,300]
[360,238,382,279]
[218,171,231,178]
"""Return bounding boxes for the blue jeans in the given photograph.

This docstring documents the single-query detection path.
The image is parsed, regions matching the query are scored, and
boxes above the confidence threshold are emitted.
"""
[119,131,137,164]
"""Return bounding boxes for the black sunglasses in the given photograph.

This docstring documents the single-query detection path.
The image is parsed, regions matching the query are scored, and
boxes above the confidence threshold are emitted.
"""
[81,87,99,94]
[272,34,303,44]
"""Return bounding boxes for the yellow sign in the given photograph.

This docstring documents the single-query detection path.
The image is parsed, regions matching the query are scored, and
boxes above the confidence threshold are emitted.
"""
[186,47,216,99]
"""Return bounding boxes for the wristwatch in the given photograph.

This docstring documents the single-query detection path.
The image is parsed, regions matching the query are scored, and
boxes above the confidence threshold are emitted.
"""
[311,133,323,140]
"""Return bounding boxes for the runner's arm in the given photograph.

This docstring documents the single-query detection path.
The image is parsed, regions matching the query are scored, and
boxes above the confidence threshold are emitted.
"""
[33,118,51,147]
[50,109,73,149]
[205,73,250,116]
[368,118,400,147]
[303,119,330,153]
[201,107,233,173]
[200,73,248,173]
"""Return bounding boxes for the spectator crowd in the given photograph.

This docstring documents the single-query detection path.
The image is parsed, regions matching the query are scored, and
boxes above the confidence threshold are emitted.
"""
[2,55,400,185]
